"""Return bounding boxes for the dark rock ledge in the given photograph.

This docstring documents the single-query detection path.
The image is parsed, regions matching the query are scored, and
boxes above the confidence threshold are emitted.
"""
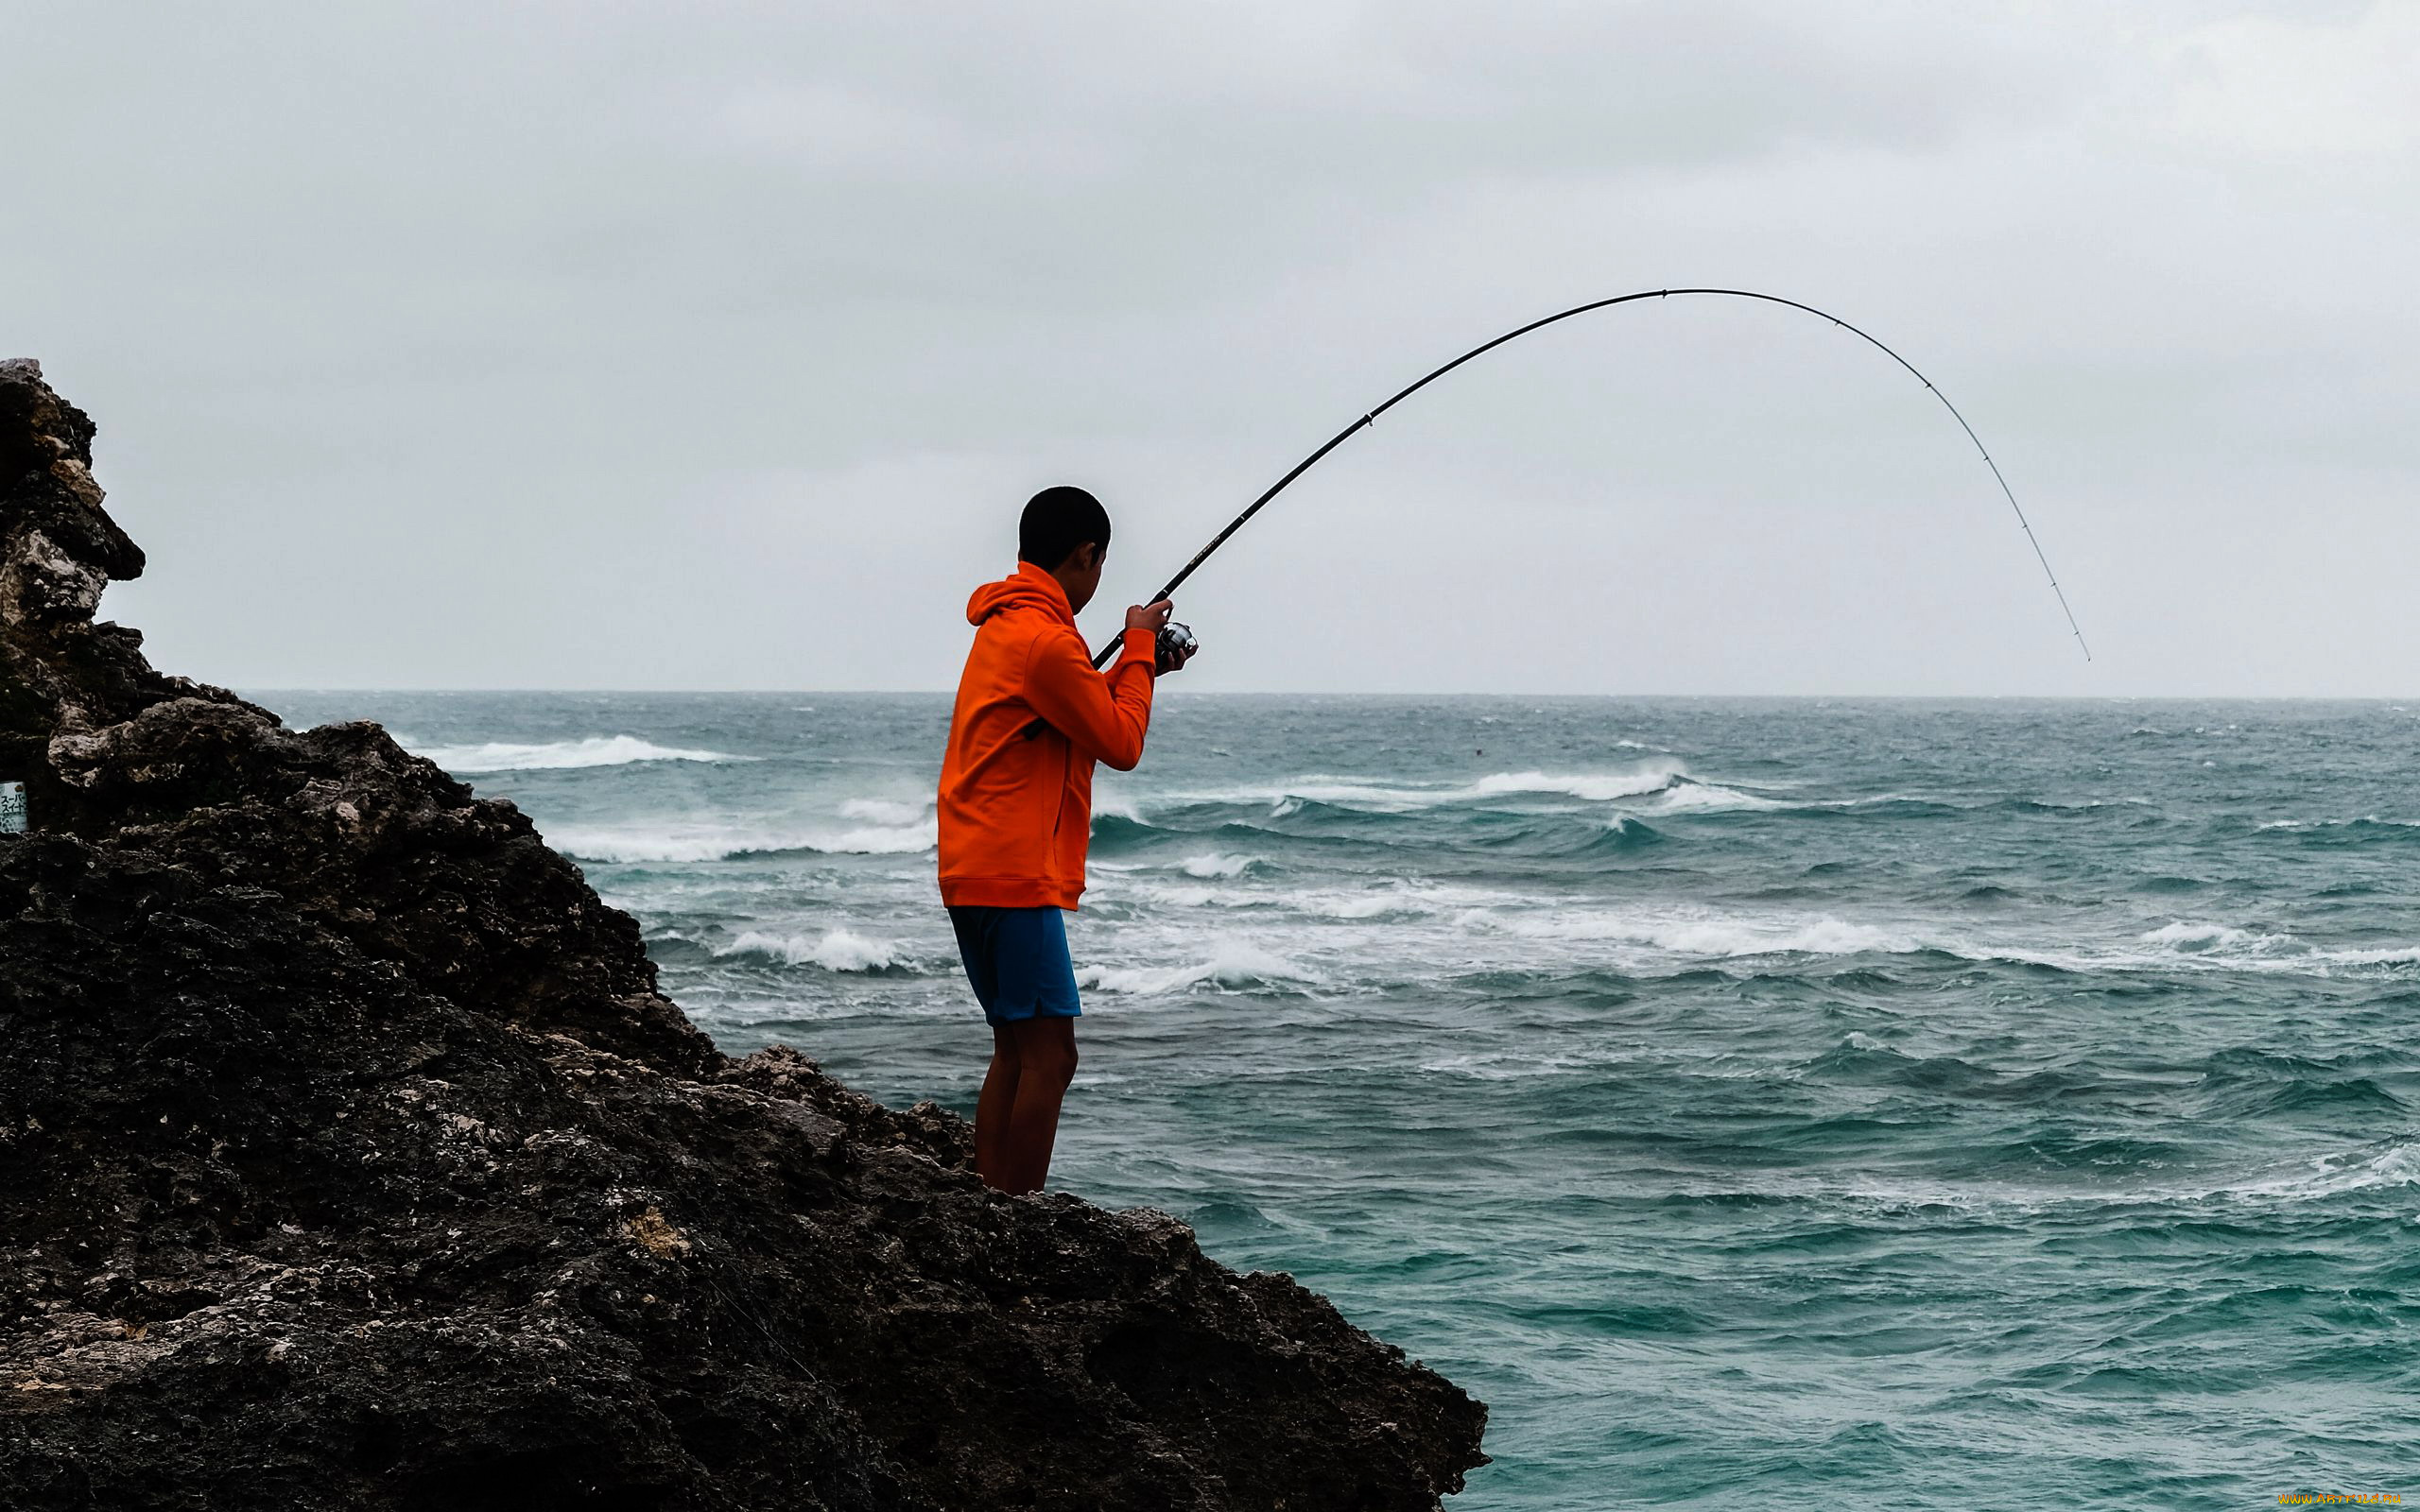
[0,360,1487,1510]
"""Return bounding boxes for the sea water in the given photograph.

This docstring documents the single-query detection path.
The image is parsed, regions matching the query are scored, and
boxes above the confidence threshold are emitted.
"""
[260,693,2419,1507]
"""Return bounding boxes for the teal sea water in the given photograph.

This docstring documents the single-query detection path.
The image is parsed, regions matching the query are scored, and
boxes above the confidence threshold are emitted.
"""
[262,692,2419,1507]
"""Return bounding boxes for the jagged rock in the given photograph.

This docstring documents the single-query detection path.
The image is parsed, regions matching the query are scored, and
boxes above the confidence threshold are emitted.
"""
[0,359,1488,1509]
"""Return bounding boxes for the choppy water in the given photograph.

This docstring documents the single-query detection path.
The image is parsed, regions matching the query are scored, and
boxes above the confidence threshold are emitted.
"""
[262,692,2420,1507]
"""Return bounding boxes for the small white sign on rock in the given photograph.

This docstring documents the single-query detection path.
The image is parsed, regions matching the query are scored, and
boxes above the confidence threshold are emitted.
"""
[0,782,25,834]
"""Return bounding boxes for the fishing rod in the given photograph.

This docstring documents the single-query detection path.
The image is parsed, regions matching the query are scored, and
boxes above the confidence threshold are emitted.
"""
[1092,287,2088,668]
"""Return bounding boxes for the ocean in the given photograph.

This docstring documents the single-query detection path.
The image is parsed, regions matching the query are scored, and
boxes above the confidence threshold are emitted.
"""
[259,691,2419,1508]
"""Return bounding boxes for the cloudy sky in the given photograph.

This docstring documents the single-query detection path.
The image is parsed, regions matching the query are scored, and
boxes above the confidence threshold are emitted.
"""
[7,1,2414,695]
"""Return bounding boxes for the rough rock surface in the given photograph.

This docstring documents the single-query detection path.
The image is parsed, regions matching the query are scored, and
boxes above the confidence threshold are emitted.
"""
[0,360,1487,1510]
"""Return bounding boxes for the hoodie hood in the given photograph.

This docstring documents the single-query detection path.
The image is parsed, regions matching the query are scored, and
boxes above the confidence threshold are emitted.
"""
[966,560,1075,627]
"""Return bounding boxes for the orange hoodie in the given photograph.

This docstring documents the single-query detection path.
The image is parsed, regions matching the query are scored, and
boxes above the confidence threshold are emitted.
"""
[938,561,1156,909]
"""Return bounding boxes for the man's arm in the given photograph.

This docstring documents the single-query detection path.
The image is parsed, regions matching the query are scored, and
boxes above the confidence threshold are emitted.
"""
[1023,602,1167,772]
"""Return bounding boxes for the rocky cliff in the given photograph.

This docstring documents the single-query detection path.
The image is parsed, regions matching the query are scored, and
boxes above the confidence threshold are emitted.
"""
[0,359,1487,1510]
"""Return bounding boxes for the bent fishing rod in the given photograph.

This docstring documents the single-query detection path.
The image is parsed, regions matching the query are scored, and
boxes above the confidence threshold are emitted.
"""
[1092,287,2088,668]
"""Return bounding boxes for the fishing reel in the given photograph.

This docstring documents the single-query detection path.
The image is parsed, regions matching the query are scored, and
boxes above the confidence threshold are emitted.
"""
[1155,621,1198,674]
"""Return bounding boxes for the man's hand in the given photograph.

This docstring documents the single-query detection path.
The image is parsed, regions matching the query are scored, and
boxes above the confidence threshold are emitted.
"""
[1124,599,1197,675]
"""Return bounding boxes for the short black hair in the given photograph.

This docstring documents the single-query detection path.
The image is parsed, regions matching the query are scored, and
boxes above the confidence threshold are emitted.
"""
[1019,486,1111,568]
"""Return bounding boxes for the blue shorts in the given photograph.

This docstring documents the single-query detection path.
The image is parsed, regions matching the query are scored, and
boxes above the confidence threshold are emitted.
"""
[947,905,1082,1028]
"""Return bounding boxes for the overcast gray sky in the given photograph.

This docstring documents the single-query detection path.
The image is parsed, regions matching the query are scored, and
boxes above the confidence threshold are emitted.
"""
[7,1,2414,695]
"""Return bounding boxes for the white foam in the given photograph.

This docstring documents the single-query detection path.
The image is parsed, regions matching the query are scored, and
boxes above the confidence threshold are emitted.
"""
[1078,939,1314,996]
[2208,1143,2420,1200]
[838,798,928,826]
[1259,779,1457,812]
[1117,763,1830,821]
[1632,1161,2420,1211]
[1455,903,2420,978]
[412,735,743,772]
[1106,875,1520,921]
[1471,909,1912,958]
[1090,793,1148,825]
[717,927,902,971]
[824,820,940,852]
[2326,943,2420,966]
[2132,920,2420,970]
[1466,767,1690,802]
[1140,763,1697,815]
[2141,921,2280,954]
[1418,1047,1655,1081]
[2257,815,2419,833]
[1305,889,1443,919]
[2142,920,2256,950]
[548,816,937,863]
[1179,852,1257,879]
[1649,782,1787,814]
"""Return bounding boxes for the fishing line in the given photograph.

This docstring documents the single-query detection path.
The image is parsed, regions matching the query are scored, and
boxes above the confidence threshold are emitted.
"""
[1092,287,2088,667]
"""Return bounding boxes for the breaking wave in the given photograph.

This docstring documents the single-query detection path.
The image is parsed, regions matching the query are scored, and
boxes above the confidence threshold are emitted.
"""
[1179,852,1259,879]
[1650,782,1786,814]
[1078,939,1317,996]
[1140,764,1702,814]
[716,927,904,972]
[412,735,743,772]
[2208,1140,2420,1200]
[1456,908,2420,976]
[547,816,937,863]
[1087,765,1795,837]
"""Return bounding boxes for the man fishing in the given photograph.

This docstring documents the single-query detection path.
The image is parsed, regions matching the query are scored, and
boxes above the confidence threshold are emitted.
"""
[929,294,2073,1200]
[938,485,1196,1194]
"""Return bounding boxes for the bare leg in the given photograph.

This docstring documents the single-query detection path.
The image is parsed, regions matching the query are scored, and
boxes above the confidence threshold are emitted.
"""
[975,1025,1022,1192]
[1002,1016,1079,1195]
